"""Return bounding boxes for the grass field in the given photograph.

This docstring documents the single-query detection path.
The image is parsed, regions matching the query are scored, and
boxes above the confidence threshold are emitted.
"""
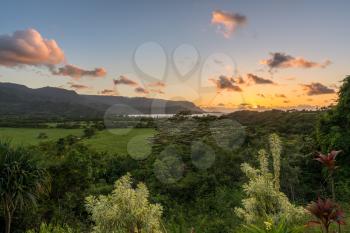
[0,127,83,146]
[82,128,155,156]
[0,127,156,156]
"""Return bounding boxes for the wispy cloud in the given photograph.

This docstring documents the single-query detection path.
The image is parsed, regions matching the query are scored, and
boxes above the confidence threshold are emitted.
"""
[301,82,335,95]
[113,75,138,86]
[51,64,106,78]
[134,87,149,94]
[100,89,116,95]
[67,82,89,90]
[275,94,286,98]
[261,52,331,71]
[147,81,165,88]
[210,75,242,92]
[211,10,247,38]
[0,29,64,67]
[247,73,274,84]
[149,89,164,94]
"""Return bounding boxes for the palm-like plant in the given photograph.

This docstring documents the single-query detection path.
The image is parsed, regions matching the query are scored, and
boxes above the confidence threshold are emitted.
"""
[314,150,341,200]
[306,197,345,233]
[0,142,50,233]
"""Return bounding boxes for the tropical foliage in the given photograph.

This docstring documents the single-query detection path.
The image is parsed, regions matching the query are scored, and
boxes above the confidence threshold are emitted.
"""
[235,134,305,224]
[0,142,50,233]
[86,174,164,233]
[306,198,345,233]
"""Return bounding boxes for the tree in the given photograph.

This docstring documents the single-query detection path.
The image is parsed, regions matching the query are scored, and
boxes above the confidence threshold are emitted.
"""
[0,142,50,233]
[317,75,350,154]
[83,127,96,138]
[86,174,164,233]
[316,75,350,200]
[235,134,305,224]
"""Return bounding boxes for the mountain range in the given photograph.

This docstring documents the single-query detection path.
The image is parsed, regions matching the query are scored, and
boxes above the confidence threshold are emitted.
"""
[0,82,203,119]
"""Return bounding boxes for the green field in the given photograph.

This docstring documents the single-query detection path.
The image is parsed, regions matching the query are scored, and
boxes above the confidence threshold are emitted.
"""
[0,128,83,146]
[82,128,155,156]
[0,127,156,156]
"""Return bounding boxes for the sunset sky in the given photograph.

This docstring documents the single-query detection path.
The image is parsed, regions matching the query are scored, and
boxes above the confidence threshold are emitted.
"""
[0,0,349,111]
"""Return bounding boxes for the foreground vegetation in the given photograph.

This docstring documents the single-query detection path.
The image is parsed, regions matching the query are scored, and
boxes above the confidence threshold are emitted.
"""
[1,76,350,232]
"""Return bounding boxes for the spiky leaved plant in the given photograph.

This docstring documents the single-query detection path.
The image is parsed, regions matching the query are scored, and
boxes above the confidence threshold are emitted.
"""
[235,134,305,225]
[306,197,345,233]
[314,150,341,200]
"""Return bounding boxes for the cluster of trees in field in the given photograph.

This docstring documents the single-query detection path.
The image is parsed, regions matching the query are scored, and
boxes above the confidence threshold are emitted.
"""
[1,76,350,233]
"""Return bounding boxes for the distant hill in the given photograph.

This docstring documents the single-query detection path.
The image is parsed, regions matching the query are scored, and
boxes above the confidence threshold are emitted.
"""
[0,82,204,119]
[225,109,321,135]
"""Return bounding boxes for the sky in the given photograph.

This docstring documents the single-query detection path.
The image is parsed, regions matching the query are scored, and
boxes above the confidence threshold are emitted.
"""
[0,0,349,111]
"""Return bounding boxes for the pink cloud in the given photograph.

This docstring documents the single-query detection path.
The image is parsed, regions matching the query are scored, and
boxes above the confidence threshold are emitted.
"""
[52,64,106,78]
[211,10,247,38]
[0,29,65,67]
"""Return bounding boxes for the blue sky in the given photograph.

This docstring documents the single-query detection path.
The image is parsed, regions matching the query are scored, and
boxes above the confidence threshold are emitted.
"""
[0,0,349,109]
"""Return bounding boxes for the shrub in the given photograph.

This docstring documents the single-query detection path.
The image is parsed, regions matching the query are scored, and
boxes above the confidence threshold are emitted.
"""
[235,134,305,224]
[86,174,164,233]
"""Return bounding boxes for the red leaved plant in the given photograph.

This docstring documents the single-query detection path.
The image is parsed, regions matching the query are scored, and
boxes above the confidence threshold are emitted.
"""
[314,150,342,172]
[306,197,345,233]
[314,150,342,200]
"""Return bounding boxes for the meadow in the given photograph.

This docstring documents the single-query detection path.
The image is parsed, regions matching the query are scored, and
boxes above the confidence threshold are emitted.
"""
[0,127,155,156]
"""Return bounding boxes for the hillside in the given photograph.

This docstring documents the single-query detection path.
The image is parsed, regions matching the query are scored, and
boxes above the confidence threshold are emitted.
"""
[0,82,204,119]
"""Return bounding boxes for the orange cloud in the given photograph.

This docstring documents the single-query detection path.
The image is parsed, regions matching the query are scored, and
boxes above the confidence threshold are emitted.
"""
[210,75,242,92]
[113,75,138,86]
[261,52,331,70]
[150,89,164,94]
[100,89,116,95]
[147,81,165,88]
[52,65,106,78]
[211,10,247,38]
[301,82,335,96]
[247,73,275,85]
[0,29,64,67]
[67,82,89,90]
[135,87,149,94]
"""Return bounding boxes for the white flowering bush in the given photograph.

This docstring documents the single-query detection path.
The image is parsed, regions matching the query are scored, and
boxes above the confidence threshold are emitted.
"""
[235,134,305,224]
[86,174,164,233]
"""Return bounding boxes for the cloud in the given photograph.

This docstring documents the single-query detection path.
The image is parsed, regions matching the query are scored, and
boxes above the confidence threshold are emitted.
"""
[211,75,242,92]
[302,82,335,95]
[135,87,149,94]
[261,52,331,70]
[247,73,274,84]
[147,81,165,88]
[275,94,286,98]
[100,89,116,95]
[211,10,247,38]
[283,76,296,81]
[0,29,65,67]
[51,64,106,78]
[67,82,89,90]
[0,29,108,79]
[150,89,164,94]
[113,75,138,86]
